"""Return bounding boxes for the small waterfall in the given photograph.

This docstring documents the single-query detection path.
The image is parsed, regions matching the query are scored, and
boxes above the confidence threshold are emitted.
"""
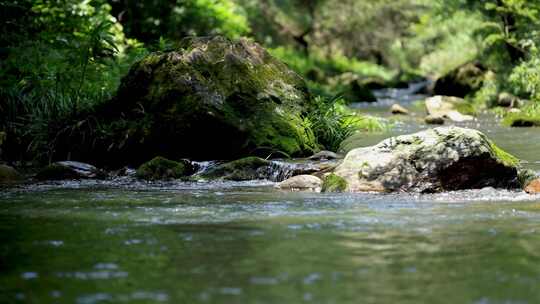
[260,160,322,182]
[190,159,335,182]
[190,161,220,175]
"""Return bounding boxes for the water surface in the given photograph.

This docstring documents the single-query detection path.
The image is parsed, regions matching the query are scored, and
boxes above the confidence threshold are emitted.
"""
[1,182,540,304]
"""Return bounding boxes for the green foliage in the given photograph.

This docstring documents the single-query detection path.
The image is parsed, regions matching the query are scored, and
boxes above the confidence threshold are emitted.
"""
[509,48,540,100]
[472,0,540,64]
[269,46,392,97]
[406,9,484,77]
[322,173,347,192]
[0,0,146,161]
[269,47,392,80]
[305,96,387,152]
[113,0,249,43]
[305,96,356,152]
[405,0,540,118]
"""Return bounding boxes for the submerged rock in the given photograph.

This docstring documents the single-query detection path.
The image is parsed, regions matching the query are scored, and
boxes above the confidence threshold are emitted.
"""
[0,164,23,183]
[136,156,192,180]
[424,115,445,125]
[330,127,521,193]
[525,178,540,194]
[58,36,318,166]
[276,175,323,192]
[425,96,474,122]
[433,62,486,98]
[36,161,104,180]
[390,104,409,115]
[308,150,340,161]
[497,92,521,108]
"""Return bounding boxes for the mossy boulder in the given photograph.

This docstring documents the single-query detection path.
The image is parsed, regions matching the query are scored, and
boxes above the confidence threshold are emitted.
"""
[0,164,23,184]
[433,62,486,98]
[276,175,323,192]
[497,92,522,108]
[136,156,191,180]
[331,127,521,193]
[59,36,318,166]
[504,115,540,127]
[425,115,445,125]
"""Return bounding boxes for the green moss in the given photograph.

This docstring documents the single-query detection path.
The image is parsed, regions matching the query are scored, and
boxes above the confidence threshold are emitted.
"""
[488,140,520,168]
[501,102,540,127]
[503,115,540,127]
[136,156,189,180]
[454,102,477,116]
[201,157,270,181]
[247,111,318,157]
[322,173,348,192]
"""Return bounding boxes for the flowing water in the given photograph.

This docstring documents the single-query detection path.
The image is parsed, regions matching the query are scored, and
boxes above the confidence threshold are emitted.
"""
[2,84,540,304]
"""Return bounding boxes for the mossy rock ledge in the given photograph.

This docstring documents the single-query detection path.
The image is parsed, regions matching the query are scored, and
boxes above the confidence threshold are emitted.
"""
[433,62,486,98]
[0,164,23,184]
[330,126,521,193]
[60,36,318,166]
[136,157,192,180]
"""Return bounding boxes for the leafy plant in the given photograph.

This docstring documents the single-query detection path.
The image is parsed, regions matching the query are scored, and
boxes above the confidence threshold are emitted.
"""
[0,0,146,162]
[306,95,386,152]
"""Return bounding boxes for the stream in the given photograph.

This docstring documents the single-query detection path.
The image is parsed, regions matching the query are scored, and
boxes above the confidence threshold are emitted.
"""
[1,84,540,304]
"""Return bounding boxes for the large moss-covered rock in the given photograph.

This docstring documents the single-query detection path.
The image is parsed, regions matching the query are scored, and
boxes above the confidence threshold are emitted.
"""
[331,127,521,193]
[433,62,486,98]
[61,36,318,166]
[136,156,191,180]
[0,164,23,184]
